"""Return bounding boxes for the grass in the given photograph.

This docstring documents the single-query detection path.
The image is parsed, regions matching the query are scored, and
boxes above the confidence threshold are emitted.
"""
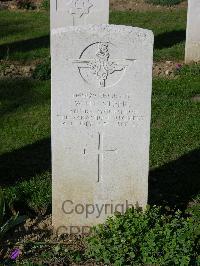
[149,75,200,207]
[0,8,199,214]
[0,9,186,62]
[111,10,187,61]
[1,72,199,213]
[0,78,51,213]
[0,5,199,211]
[0,6,199,265]
[0,11,50,61]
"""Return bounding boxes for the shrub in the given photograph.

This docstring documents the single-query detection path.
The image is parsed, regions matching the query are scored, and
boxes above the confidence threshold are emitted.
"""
[32,57,51,80]
[16,0,36,10]
[145,0,183,6]
[86,206,200,265]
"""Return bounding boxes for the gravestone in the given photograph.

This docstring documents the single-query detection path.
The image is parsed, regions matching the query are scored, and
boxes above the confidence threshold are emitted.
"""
[185,0,200,63]
[51,25,154,231]
[51,0,109,29]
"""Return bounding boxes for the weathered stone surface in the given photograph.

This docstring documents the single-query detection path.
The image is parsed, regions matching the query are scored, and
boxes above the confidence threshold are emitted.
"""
[51,0,109,29]
[51,25,154,231]
[185,0,200,63]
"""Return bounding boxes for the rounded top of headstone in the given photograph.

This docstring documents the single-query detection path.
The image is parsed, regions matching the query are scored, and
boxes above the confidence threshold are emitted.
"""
[51,24,154,44]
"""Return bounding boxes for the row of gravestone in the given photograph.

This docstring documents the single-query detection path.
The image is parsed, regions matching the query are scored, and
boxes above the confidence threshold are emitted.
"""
[51,0,200,64]
[185,0,200,63]
[51,0,199,232]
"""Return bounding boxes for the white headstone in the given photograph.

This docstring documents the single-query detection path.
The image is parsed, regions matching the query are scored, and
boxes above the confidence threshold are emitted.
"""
[51,25,154,232]
[50,0,109,29]
[185,0,200,63]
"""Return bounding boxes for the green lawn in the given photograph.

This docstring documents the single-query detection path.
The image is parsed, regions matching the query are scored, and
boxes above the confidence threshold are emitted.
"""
[0,11,50,61]
[0,7,200,266]
[111,10,187,61]
[0,9,199,214]
[0,9,186,62]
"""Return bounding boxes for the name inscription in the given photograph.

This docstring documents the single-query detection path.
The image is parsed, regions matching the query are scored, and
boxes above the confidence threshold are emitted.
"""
[57,91,143,128]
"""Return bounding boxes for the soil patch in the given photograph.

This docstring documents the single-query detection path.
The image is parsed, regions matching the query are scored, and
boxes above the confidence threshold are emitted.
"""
[0,60,184,79]
[110,0,187,12]
[0,60,36,78]
[153,60,183,78]
[1,215,82,265]
[1,214,104,265]
[1,0,188,11]
[191,94,200,103]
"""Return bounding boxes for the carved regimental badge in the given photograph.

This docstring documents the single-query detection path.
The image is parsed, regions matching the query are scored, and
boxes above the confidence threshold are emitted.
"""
[69,0,93,18]
[56,0,93,19]
[73,42,135,88]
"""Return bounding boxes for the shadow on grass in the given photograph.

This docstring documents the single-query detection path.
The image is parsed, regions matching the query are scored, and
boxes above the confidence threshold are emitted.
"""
[0,78,50,116]
[0,138,51,187]
[149,148,200,209]
[155,30,186,50]
[0,35,49,59]
[0,30,185,58]
[0,134,199,211]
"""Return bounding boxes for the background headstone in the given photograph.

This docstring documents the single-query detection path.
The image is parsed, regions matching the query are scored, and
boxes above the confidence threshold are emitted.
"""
[51,0,109,29]
[51,25,154,230]
[185,0,200,63]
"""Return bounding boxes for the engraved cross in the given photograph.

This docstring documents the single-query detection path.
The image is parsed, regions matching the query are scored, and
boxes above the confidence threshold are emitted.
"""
[84,133,118,182]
